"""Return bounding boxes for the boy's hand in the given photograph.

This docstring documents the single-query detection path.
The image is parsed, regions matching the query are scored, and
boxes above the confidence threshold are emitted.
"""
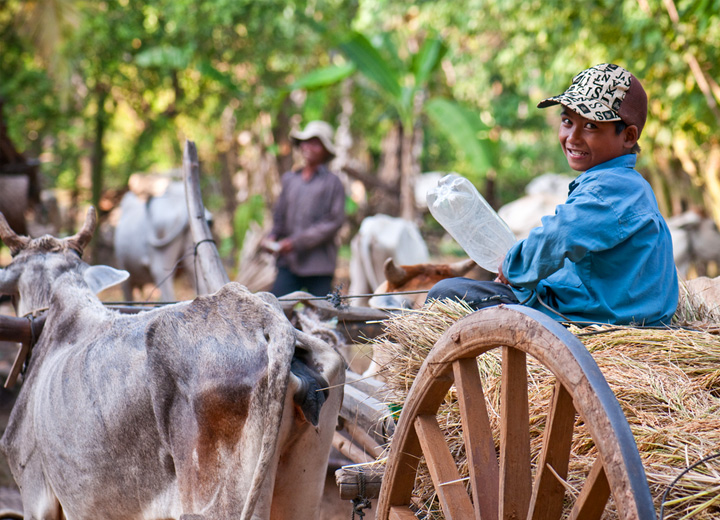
[495,263,510,285]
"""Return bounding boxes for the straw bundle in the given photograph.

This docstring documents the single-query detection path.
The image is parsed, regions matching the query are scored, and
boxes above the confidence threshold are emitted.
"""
[369,299,720,519]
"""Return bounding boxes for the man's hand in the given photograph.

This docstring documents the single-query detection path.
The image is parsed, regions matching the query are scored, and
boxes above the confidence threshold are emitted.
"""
[277,238,294,255]
[261,236,281,253]
[495,263,510,285]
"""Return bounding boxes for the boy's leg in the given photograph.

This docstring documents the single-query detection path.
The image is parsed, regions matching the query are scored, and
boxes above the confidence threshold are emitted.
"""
[426,277,519,310]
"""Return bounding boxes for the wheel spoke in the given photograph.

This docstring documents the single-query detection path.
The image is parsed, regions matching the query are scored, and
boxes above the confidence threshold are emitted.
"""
[499,346,532,519]
[529,380,576,520]
[389,506,418,520]
[415,414,476,520]
[453,357,499,520]
[569,456,610,520]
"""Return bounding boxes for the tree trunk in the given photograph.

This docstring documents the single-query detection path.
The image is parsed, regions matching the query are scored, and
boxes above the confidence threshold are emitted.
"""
[703,141,720,226]
[273,96,294,177]
[90,87,108,264]
[399,125,416,221]
[218,105,239,219]
[91,87,107,214]
[371,123,402,216]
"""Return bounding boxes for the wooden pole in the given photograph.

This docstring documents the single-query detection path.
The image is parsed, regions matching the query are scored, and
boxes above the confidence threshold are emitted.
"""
[182,140,229,294]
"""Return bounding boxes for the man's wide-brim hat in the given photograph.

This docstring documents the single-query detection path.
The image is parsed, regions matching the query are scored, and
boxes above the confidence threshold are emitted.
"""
[537,63,647,136]
[289,120,337,157]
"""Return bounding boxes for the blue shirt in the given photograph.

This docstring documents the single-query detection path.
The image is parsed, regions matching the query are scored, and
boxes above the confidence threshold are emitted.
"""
[502,155,678,326]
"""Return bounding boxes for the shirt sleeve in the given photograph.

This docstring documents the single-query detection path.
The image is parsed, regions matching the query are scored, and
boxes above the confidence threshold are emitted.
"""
[502,187,625,290]
[290,176,346,252]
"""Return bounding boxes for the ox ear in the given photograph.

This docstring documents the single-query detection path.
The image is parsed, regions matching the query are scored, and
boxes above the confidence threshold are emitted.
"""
[83,265,129,294]
[0,267,20,296]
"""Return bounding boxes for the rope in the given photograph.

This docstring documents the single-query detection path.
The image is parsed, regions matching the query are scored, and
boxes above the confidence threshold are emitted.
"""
[193,238,217,295]
[21,314,38,376]
[350,467,372,520]
[277,289,430,302]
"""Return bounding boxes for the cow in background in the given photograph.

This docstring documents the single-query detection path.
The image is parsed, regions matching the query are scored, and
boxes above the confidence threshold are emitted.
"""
[666,210,720,279]
[368,257,481,310]
[348,214,430,306]
[0,208,344,519]
[498,173,575,239]
[114,177,212,301]
[361,256,489,379]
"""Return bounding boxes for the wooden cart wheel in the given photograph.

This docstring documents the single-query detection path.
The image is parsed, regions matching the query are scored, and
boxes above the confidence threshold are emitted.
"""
[376,304,655,520]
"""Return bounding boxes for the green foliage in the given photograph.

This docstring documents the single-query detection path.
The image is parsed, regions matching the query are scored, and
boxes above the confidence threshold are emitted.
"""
[3,0,720,242]
[345,195,359,217]
[424,98,495,182]
[340,32,403,105]
[233,194,265,251]
[287,63,357,91]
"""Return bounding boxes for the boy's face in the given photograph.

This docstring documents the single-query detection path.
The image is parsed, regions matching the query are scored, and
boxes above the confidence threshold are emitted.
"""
[558,107,638,172]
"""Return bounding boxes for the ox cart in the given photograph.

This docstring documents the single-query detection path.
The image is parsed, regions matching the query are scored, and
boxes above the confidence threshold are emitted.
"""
[334,304,657,520]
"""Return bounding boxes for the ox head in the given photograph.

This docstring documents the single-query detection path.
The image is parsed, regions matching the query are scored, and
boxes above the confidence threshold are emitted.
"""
[0,207,129,316]
[368,257,477,310]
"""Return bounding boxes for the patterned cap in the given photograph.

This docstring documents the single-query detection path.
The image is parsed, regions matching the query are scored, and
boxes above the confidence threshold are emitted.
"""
[537,63,647,136]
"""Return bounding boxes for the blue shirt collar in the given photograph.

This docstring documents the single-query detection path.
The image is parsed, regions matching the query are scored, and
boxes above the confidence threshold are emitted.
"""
[568,154,637,194]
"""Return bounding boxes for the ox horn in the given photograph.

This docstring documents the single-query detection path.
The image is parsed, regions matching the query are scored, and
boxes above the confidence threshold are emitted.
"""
[0,212,30,256]
[384,257,408,285]
[65,207,97,255]
[449,258,477,277]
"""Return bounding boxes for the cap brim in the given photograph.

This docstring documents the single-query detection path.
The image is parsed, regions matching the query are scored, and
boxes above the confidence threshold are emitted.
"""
[537,93,622,122]
[289,132,336,156]
[537,97,561,109]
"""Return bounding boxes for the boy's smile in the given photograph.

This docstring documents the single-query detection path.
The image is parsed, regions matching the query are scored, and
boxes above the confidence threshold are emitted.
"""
[558,108,637,172]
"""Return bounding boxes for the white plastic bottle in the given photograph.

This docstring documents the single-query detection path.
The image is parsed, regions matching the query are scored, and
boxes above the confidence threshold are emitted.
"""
[427,173,517,273]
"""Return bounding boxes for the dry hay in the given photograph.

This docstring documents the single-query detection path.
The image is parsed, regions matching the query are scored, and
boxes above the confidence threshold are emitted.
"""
[368,299,720,519]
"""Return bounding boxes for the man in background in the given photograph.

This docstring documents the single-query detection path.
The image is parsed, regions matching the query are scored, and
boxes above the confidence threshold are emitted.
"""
[265,120,346,297]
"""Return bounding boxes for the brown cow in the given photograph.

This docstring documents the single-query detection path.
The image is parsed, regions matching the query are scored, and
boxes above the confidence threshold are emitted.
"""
[368,257,482,310]
[363,257,488,380]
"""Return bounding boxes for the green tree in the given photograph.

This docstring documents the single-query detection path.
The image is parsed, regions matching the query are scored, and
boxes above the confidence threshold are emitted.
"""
[339,31,447,220]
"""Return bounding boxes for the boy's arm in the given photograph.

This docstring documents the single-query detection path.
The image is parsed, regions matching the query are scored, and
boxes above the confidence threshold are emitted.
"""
[502,190,624,289]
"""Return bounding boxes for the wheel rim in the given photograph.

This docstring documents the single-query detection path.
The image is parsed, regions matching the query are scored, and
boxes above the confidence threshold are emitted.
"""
[377,304,655,520]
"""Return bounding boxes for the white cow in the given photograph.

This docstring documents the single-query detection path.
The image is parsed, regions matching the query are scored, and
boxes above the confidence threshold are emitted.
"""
[114,181,212,301]
[348,214,430,306]
[0,208,344,520]
[667,211,720,278]
[497,173,575,239]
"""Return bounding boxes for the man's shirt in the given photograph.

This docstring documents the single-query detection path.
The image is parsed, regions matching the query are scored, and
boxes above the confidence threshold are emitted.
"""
[271,164,346,277]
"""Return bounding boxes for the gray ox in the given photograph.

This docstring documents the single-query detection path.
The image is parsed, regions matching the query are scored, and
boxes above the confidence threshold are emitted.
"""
[0,208,344,519]
[114,181,212,301]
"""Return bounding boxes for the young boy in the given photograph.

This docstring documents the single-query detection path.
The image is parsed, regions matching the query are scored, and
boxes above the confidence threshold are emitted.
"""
[428,63,678,326]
